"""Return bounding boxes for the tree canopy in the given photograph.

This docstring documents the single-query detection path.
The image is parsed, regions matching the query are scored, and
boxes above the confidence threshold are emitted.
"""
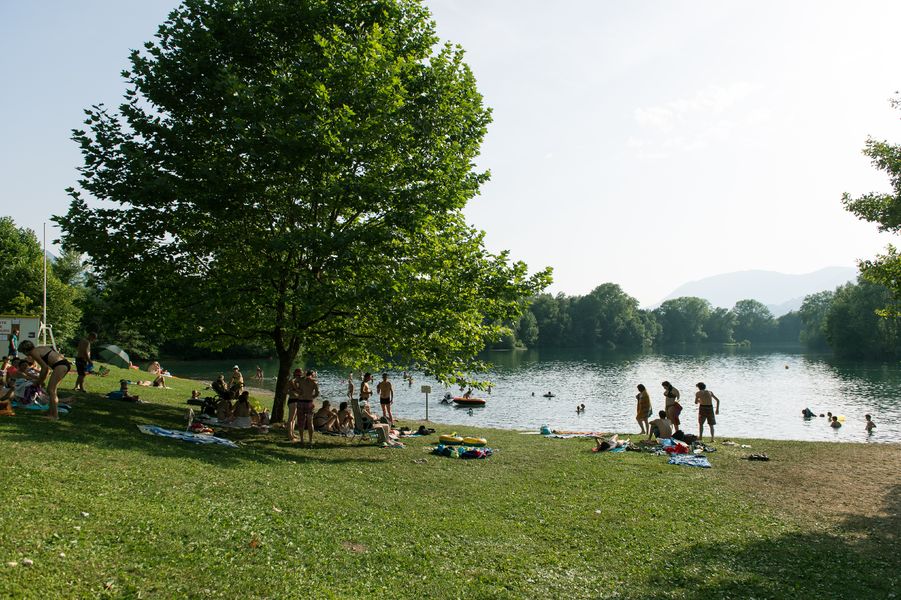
[56,0,550,420]
[842,94,901,317]
[0,217,81,344]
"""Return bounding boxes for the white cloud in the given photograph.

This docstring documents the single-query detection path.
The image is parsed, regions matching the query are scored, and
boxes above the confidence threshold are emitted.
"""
[629,82,766,158]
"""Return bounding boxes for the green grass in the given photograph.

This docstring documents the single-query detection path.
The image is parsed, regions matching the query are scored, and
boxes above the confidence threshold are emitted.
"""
[1,364,898,599]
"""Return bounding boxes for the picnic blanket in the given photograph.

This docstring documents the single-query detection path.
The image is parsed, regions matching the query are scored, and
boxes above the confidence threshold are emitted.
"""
[668,454,711,468]
[137,424,238,448]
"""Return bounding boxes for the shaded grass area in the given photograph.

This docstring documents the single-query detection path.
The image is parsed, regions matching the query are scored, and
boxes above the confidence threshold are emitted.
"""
[1,364,898,598]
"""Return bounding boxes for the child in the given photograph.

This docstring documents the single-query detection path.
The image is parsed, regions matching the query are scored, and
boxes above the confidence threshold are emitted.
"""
[119,380,142,403]
[187,390,204,407]
[865,414,876,433]
[830,416,842,429]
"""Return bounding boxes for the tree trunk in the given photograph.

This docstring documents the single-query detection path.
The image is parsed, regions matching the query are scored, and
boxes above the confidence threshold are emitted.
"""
[270,333,300,423]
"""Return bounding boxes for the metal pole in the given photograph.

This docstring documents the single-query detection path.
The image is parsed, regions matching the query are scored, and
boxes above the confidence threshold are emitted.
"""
[42,223,47,345]
[425,392,429,421]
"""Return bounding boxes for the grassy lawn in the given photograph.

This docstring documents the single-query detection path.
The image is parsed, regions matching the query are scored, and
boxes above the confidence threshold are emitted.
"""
[1,364,898,599]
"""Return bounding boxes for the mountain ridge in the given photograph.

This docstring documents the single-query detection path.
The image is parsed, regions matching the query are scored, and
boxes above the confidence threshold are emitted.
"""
[655,267,857,316]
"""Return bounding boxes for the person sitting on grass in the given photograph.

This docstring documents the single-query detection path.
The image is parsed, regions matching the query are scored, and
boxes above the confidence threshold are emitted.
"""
[312,400,340,433]
[211,375,228,398]
[17,340,71,420]
[0,381,14,415]
[187,390,204,406]
[865,414,876,433]
[151,372,168,388]
[830,415,842,429]
[648,410,674,440]
[216,391,234,421]
[118,380,142,403]
[230,391,255,428]
[337,401,354,433]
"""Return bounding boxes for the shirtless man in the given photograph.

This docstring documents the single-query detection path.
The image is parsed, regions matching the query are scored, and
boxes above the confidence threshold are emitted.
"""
[648,410,674,439]
[295,370,320,445]
[694,382,720,441]
[376,372,395,424]
[74,333,96,392]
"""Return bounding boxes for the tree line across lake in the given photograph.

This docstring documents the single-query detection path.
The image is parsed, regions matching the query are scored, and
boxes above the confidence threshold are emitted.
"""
[493,281,899,359]
[1,216,896,361]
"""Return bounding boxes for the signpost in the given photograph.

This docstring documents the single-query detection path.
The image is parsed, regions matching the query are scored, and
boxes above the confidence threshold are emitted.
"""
[420,385,432,421]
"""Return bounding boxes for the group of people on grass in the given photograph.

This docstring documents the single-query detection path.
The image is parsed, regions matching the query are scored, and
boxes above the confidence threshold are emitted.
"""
[285,370,396,445]
[635,380,721,441]
[0,334,99,419]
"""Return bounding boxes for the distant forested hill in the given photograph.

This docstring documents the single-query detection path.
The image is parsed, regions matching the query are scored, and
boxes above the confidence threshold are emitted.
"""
[658,267,857,316]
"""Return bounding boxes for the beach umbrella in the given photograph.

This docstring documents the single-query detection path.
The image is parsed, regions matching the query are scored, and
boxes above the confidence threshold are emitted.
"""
[97,344,131,369]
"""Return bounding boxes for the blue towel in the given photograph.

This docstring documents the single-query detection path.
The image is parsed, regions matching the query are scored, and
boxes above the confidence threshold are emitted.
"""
[137,424,238,448]
[668,454,711,468]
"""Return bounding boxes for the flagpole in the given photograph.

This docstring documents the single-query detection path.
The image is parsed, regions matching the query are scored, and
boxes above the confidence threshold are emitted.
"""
[43,222,48,345]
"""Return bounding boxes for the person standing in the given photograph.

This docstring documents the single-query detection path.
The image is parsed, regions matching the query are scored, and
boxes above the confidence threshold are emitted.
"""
[635,383,651,434]
[346,372,355,401]
[360,372,373,404]
[295,370,320,446]
[8,326,20,358]
[18,340,70,420]
[662,381,681,432]
[286,368,304,443]
[376,372,395,424]
[229,365,244,396]
[74,332,97,392]
[255,365,263,383]
[694,382,720,441]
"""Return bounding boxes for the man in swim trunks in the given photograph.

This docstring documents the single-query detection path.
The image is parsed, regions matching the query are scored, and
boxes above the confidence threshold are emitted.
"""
[74,332,97,392]
[376,372,394,424]
[694,382,720,441]
[294,370,319,445]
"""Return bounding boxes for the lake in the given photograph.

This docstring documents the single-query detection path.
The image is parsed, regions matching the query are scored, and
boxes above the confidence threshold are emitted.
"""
[161,346,901,443]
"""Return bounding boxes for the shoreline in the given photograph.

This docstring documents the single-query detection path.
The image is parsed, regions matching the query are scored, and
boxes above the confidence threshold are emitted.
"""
[171,374,899,446]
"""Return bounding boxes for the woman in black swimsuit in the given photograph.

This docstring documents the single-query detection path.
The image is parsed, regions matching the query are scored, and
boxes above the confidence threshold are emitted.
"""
[19,340,71,419]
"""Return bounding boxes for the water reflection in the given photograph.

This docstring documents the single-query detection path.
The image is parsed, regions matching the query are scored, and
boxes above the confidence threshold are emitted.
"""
[163,347,900,443]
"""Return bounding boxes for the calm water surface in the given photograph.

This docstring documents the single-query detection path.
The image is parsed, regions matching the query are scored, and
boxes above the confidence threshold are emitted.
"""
[163,347,901,443]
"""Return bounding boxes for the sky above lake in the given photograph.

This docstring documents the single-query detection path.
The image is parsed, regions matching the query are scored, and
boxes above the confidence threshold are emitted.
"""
[2,0,899,306]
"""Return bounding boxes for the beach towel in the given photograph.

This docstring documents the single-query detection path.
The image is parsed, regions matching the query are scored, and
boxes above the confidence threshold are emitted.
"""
[12,402,70,415]
[668,455,711,468]
[137,424,238,448]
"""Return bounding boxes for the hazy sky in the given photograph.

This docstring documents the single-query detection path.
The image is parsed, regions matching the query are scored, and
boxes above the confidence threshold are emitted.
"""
[2,1,899,306]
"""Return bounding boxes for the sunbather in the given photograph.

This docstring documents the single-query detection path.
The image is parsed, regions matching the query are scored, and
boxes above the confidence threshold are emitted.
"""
[313,400,340,433]
[230,391,254,428]
[593,434,622,452]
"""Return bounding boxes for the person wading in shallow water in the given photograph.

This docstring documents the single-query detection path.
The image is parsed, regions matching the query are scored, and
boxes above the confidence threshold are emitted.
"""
[694,382,720,441]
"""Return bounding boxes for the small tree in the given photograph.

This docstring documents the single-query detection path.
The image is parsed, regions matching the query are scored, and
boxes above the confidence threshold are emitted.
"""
[56,0,550,421]
[842,94,901,317]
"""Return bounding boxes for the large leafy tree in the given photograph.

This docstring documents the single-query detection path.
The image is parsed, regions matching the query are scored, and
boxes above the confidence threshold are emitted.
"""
[0,218,82,346]
[730,299,776,343]
[653,297,711,344]
[842,94,901,317]
[569,283,653,349]
[56,0,550,420]
[825,279,899,359]
[799,290,834,349]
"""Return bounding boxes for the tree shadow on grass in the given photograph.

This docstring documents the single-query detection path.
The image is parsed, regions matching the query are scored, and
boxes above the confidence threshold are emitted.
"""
[649,484,900,599]
[0,392,385,468]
